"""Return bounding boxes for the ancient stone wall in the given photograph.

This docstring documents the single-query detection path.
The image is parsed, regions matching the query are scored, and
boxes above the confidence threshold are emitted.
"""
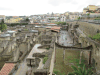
[78,37,100,73]
[67,22,100,73]
[67,21,100,36]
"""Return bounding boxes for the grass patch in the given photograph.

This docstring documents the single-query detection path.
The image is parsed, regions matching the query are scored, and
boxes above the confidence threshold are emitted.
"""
[43,56,48,64]
[92,33,100,40]
[54,49,80,75]
[88,33,100,42]
[53,69,65,75]
[24,29,28,31]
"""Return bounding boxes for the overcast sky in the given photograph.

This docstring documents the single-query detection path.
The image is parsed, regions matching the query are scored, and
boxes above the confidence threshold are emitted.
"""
[0,0,100,16]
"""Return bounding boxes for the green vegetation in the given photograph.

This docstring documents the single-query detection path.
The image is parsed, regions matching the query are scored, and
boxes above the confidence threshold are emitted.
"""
[91,11,95,13]
[25,18,30,21]
[0,19,7,31]
[78,17,81,20]
[53,69,65,75]
[88,35,92,38]
[89,33,100,41]
[10,23,28,26]
[87,13,90,16]
[0,24,7,32]
[46,48,50,50]
[54,49,80,75]
[55,22,66,25]
[49,18,54,20]
[67,56,94,75]
[44,24,47,25]
[68,64,93,75]
[43,56,48,64]
[24,29,28,31]
[67,55,93,75]
[67,23,69,25]
[94,18,100,20]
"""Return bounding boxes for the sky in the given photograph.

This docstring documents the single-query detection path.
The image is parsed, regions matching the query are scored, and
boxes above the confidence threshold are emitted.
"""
[0,0,100,16]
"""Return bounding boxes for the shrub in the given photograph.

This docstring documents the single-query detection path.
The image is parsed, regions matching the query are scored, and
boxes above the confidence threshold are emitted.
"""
[92,33,100,41]
[25,18,30,21]
[88,35,92,38]
[56,22,66,25]
[43,56,48,64]
[0,23,7,31]
[46,48,50,50]
[68,64,93,75]
[94,18,100,20]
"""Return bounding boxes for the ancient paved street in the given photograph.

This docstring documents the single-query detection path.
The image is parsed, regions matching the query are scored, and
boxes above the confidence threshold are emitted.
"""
[59,30,73,46]
[13,54,31,75]
[13,44,46,75]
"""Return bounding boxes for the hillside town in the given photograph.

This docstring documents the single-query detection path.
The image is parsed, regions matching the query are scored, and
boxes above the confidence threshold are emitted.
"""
[0,5,100,75]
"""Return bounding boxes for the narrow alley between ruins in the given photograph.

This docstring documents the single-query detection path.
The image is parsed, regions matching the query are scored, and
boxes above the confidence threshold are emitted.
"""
[13,44,46,75]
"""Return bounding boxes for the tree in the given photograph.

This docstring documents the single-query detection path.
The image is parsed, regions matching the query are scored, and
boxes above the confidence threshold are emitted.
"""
[49,18,54,20]
[56,22,66,25]
[87,13,90,19]
[78,17,81,20]
[25,18,29,21]
[0,19,7,32]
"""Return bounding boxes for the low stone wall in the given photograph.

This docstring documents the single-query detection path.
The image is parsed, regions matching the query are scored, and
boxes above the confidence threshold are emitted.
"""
[55,42,92,50]
[33,49,53,75]
[38,45,50,49]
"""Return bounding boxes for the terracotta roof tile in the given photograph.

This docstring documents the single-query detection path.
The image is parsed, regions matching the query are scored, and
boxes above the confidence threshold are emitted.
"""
[51,26,61,30]
[0,63,15,75]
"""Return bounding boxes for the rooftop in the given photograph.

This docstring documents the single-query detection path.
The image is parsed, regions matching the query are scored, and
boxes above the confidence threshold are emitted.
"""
[51,26,61,30]
[29,30,38,33]
[0,34,11,37]
[0,63,15,75]
[7,30,16,33]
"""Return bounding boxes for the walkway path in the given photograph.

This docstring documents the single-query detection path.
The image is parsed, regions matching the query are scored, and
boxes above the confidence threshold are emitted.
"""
[49,43,55,75]
[13,44,46,75]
